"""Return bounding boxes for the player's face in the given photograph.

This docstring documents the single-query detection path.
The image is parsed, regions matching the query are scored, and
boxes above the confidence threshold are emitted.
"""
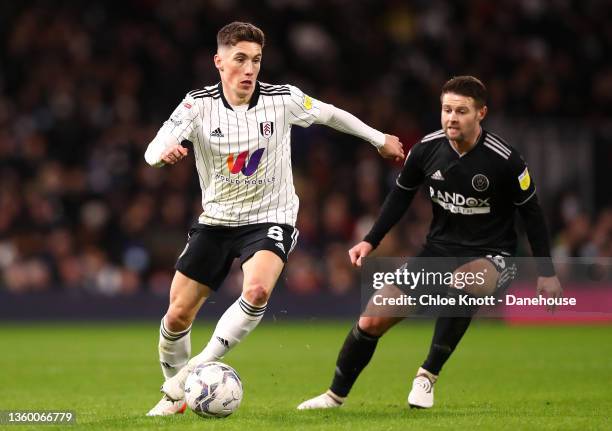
[215,41,262,102]
[441,93,487,143]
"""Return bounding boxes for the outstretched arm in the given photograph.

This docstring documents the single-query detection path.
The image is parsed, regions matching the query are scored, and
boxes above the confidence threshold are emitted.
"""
[145,134,189,167]
[316,103,404,161]
[144,93,198,167]
[348,185,417,267]
[348,142,425,266]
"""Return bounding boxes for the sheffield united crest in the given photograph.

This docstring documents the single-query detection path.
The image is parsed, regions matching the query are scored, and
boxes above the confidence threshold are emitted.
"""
[259,121,274,138]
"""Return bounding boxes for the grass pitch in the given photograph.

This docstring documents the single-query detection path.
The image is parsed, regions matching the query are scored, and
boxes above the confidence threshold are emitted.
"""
[0,321,610,430]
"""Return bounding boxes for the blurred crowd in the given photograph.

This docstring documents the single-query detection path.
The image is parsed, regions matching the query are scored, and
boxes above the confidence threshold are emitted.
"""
[1,0,610,296]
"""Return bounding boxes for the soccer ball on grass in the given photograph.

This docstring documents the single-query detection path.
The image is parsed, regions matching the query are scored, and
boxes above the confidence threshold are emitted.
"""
[184,361,243,418]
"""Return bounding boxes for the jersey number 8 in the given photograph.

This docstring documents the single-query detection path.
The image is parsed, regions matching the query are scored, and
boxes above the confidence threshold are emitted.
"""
[267,226,284,242]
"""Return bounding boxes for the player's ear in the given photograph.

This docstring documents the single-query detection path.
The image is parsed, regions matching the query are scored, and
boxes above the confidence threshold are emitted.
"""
[478,105,488,121]
[214,53,224,72]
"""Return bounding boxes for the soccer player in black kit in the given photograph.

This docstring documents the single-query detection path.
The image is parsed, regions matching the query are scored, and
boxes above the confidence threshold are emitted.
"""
[298,76,563,410]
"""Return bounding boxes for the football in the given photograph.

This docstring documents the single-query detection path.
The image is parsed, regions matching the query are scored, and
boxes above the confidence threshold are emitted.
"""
[184,361,243,418]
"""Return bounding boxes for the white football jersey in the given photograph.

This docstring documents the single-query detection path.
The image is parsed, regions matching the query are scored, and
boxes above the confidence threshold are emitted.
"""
[156,82,324,227]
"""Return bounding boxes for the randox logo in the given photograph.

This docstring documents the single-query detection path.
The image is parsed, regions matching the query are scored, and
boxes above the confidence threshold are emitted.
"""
[429,186,491,215]
[226,148,265,176]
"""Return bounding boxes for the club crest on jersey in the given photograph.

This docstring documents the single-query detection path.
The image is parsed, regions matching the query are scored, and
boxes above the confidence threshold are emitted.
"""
[259,121,274,138]
[472,174,489,192]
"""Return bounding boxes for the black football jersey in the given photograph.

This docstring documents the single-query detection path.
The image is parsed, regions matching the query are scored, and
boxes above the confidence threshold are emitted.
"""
[397,129,536,255]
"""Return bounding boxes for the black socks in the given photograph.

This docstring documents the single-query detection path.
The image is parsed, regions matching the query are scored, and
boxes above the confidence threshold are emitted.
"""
[330,324,380,397]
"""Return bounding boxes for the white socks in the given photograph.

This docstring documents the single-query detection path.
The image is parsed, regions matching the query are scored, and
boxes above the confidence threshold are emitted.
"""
[188,295,266,367]
[158,318,192,380]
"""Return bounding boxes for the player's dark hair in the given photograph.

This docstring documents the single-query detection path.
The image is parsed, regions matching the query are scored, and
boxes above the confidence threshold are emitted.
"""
[217,22,265,49]
[441,76,487,108]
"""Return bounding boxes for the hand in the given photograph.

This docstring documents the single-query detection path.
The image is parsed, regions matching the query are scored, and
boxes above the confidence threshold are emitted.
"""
[348,241,374,267]
[378,134,404,162]
[536,276,563,313]
[161,144,189,165]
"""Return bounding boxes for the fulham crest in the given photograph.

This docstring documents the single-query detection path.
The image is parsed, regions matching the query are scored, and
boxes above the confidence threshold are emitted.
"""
[259,121,274,138]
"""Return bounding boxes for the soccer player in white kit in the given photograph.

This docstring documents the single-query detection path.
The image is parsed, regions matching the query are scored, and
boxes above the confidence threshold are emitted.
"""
[145,22,404,416]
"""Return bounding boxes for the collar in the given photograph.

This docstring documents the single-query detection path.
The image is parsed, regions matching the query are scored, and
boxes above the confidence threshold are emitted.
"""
[217,81,261,111]
[447,128,485,158]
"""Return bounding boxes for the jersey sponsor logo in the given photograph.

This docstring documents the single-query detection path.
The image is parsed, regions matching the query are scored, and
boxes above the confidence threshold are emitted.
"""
[302,95,313,110]
[429,186,491,215]
[211,127,224,137]
[215,173,275,185]
[226,148,265,176]
[183,102,192,109]
[259,121,274,138]
[431,170,445,181]
[518,168,530,190]
[472,174,489,191]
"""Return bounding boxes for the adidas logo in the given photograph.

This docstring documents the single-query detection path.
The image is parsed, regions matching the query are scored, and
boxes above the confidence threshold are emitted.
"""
[275,242,285,253]
[216,336,229,347]
[431,170,445,181]
[210,127,224,138]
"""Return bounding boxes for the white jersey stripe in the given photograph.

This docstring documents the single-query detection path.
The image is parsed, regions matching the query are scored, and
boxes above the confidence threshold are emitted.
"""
[485,136,512,154]
[483,142,510,159]
[484,136,511,155]
[486,133,511,151]
[485,135,511,153]
[422,129,444,140]
[421,131,445,142]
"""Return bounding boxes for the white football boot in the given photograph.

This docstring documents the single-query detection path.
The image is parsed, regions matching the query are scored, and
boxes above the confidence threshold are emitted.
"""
[297,390,345,410]
[407,367,437,409]
[161,364,194,401]
[146,394,187,416]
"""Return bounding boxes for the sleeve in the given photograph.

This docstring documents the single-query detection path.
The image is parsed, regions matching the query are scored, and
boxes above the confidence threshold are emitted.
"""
[144,93,199,166]
[363,186,418,248]
[508,150,536,206]
[315,103,385,148]
[363,144,425,247]
[396,143,425,191]
[509,150,556,276]
[286,85,325,127]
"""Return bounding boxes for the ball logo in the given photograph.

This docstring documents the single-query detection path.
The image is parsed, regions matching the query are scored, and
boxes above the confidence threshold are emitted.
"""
[259,121,274,138]
[227,148,265,176]
[472,174,489,192]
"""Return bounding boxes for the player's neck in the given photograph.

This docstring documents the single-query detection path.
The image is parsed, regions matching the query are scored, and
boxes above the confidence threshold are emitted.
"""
[450,126,482,155]
[222,84,254,106]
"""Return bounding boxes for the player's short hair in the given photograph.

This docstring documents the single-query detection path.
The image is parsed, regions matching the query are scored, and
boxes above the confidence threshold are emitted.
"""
[441,76,487,108]
[217,22,265,49]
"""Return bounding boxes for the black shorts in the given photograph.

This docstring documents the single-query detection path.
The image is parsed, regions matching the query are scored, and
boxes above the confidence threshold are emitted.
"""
[175,222,298,290]
[400,242,517,295]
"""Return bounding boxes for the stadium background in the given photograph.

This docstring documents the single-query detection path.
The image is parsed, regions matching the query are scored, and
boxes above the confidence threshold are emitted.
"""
[1,2,611,430]
[0,1,610,315]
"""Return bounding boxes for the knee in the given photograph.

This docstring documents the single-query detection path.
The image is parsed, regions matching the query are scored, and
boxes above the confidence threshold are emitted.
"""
[242,283,270,306]
[358,316,393,337]
[164,306,193,332]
